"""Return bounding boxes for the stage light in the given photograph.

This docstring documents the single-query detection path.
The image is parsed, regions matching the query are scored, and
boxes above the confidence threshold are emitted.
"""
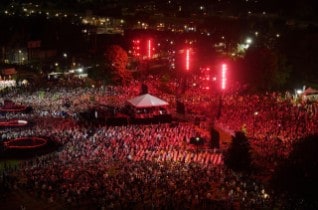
[185,48,190,71]
[221,63,227,90]
[147,39,152,59]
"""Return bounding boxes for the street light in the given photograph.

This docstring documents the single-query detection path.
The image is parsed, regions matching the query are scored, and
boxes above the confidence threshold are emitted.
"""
[244,38,253,49]
[245,38,252,44]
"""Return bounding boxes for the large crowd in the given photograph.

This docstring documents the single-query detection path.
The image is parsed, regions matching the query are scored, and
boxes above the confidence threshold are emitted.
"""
[215,92,318,168]
[1,77,317,209]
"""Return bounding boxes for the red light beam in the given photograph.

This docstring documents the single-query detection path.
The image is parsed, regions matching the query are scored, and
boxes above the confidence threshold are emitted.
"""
[186,48,190,71]
[148,39,152,59]
[221,63,227,90]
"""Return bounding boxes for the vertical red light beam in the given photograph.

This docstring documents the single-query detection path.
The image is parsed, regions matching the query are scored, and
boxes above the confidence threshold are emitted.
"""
[185,48,190,71]
[221,63,227,90]
[148,39,152,59]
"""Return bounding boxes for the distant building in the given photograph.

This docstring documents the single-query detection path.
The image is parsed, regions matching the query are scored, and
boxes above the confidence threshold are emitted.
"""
[2,40,57,64]
[27,40,57,62]
[3,49,27,64]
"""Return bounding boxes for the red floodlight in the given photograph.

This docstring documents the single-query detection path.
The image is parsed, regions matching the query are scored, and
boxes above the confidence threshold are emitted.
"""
[185,48,190,71]
[147,39,152,59]
[132,39,141,57]
[221,63,227,90]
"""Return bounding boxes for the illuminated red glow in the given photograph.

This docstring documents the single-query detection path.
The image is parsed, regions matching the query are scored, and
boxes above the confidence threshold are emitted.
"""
[148,39,152,59]
[185,48,190,71]
[133,38,156,59]
[132,39,141,57]
[221,63,227,90]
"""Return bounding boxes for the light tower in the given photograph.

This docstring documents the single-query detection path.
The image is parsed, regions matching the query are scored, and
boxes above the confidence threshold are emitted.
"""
[147,39,152,59]
[185,48,190,71]
[132,39,141,58]
[221,63,227,90]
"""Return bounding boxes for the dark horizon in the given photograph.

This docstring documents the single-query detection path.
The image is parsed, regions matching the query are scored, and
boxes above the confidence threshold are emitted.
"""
[1,0,318,21]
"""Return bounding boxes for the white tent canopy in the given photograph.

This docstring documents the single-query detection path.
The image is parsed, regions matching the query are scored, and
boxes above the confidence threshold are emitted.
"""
[303,87,318,95]
[127,93,168,108]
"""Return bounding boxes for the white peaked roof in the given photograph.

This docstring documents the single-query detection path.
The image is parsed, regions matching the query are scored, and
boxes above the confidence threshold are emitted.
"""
[127,94,168,108]
[303,87,318,95]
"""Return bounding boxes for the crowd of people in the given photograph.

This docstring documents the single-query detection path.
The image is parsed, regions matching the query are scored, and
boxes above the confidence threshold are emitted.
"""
[1,76,317,209]
[0,79,16,91]
[214,92,318,167]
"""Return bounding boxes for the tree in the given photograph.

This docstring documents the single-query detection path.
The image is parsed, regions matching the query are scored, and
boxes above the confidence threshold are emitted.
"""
[271,135,318,208]
[272,54,292,89]
[104,45,132,84]
[224,131,252,172]
[242,47,291,91]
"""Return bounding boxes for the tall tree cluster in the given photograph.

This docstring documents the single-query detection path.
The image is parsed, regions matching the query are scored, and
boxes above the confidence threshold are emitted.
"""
[240,46,291,91]
[224,131,252,172]
[104,45,132,84]
[271,135,318,208]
